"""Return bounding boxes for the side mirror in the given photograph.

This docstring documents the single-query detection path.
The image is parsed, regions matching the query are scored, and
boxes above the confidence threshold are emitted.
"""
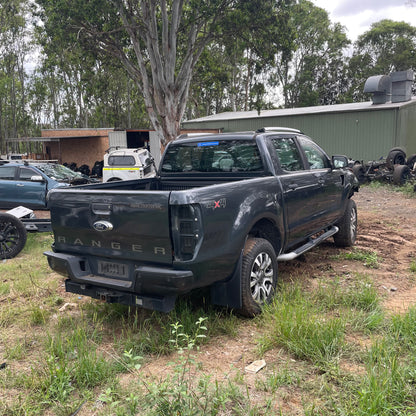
[332,155,349,169]
[30,175,45,182]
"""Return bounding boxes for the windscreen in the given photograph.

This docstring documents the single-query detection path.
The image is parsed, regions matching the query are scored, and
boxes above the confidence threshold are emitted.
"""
[160,140,264,173]
[37,164,83,182]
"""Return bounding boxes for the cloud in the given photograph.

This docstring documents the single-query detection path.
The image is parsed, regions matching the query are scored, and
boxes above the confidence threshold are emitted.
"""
[333,0,408,16]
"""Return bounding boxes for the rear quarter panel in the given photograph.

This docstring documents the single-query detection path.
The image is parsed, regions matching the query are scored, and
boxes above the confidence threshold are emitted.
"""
[170,176,285,286]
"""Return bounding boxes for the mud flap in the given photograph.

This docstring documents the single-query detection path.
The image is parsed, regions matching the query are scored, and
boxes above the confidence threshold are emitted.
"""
[210,251,243,309]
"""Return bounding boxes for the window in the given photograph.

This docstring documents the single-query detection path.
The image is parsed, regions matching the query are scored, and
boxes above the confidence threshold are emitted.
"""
[161,140,264,173]
[19,167,37,181]
[272,138,304,171]
[298,136,330,170]
[108,155,136,166]
[0,166,16,180]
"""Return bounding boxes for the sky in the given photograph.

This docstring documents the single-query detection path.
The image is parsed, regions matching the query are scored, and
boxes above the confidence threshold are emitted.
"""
[312,0,416,42]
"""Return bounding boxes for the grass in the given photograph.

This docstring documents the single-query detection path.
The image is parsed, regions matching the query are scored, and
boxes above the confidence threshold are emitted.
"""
[334,248,380,268]
[410,259,416,274]
[366,180,416,197]
[2,232,416,415]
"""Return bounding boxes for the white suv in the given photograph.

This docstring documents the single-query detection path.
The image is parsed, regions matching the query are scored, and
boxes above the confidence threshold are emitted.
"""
[102,148,155,182]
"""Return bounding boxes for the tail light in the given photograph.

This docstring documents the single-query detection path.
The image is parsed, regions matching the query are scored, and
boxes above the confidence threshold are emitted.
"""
[171,204,202,261]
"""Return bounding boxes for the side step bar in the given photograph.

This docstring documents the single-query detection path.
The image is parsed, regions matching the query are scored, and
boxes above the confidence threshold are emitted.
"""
[277,226,339,261]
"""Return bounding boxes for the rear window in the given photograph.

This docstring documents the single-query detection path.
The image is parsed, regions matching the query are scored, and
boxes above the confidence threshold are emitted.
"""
[161,140,263,173]
[108,155,136,166]
[0,166,16,180]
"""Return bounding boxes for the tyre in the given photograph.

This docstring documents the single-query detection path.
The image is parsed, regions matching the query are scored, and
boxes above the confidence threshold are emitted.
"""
[393,164,411,185]
[386,149,406,169]
[334,199,357,247]
[239,238,278,317]
[0,213,27,259]
[407,154,416,170]
[352,164,366,183]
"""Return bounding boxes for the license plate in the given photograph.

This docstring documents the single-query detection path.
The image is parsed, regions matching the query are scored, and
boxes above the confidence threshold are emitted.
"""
[97,260,128,278]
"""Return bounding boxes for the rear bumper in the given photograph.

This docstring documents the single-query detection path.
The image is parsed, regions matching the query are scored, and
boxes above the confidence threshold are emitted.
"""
[44,251,194,311]
[65,280,177,312]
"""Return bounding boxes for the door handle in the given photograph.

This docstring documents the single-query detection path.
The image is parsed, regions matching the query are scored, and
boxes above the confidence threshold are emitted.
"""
[288,183,298,190]
[91,203,112,215]
[16,184,24,187]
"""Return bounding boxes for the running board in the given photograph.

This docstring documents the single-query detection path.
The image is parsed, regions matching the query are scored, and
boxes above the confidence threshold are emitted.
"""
[277,226,339,261]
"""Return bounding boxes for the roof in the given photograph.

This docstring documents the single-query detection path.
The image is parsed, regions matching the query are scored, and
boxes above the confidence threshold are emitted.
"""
[173,128,307,145]
[183,97,416,124]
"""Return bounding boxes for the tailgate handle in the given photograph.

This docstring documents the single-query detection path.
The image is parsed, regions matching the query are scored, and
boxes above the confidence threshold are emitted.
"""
[91,203,112,215]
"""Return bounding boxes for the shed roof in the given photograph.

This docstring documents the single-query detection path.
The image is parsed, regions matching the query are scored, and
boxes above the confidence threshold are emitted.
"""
[183,97,416,124]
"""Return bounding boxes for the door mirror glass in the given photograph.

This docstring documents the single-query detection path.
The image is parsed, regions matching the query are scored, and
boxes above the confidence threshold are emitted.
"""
[30,175,45,182]
[332,155,349,169]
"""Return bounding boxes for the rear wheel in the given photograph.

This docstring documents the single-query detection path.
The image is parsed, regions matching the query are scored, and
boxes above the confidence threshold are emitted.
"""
[0,213,27,259]
[239,238,278,317]
[386,149,406,169]
[352,164,366,183]
[406,154,416,170]
[334,199,357,247]
[393,164,410,185]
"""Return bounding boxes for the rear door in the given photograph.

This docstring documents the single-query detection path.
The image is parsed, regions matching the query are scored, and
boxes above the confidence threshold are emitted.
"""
[270,137,324,246]
[297,135,344,223]
[0,165,17,208]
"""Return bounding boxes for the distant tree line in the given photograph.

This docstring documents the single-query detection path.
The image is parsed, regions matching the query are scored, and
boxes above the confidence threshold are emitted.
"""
[1,0,415,150]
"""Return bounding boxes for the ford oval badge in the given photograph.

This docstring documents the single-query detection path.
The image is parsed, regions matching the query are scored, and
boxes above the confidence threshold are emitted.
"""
[93,220,114,232]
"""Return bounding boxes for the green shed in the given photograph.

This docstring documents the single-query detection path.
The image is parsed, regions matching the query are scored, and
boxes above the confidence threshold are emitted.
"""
[181,98,416,162]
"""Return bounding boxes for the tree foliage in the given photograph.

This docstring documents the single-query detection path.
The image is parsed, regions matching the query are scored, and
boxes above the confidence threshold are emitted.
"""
[271,0,350,108]
[34,0,241,144]
[0,0,35,152]
[348,20,416,101]
[33,0,297,144]
[186,0,295,118]
[1,0,416,151]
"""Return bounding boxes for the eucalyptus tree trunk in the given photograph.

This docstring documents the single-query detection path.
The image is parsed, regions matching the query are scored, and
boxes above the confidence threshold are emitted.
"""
[110,0,228,145]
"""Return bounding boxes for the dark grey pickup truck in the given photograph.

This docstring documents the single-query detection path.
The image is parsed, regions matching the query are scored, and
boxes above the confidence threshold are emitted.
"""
[45,128,359,316]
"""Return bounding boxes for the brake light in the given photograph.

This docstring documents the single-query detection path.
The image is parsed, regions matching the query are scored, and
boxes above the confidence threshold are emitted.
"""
[171,204,202,261]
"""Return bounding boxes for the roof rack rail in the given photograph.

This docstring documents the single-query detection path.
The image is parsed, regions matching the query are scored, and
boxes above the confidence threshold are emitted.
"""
[256,127,301,133]
[176,132,215,140]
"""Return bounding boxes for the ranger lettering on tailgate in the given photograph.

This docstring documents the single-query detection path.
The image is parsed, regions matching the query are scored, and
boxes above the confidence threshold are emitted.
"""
[55,236,167,255]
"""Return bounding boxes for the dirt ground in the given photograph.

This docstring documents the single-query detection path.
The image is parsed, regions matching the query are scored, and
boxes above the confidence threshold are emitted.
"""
[279,185,416,314]
[349,186,416,313]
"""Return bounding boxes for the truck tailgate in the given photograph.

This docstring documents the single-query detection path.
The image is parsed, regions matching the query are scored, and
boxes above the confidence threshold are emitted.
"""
[48,189,173,264]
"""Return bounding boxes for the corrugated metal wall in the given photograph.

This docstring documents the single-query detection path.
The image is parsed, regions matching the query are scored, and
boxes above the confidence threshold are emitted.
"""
[108,131,127,148]
[182,105,416,161]
[398,104,416,156]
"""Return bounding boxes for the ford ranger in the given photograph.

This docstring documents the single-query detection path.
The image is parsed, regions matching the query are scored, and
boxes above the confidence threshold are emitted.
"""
[44,128,359,316]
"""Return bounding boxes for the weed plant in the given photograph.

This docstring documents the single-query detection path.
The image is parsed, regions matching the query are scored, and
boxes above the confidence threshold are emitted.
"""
[259,284,347,370]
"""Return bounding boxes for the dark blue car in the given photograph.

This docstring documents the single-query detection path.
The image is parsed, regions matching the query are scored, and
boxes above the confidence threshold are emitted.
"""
[0,161,92,209]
